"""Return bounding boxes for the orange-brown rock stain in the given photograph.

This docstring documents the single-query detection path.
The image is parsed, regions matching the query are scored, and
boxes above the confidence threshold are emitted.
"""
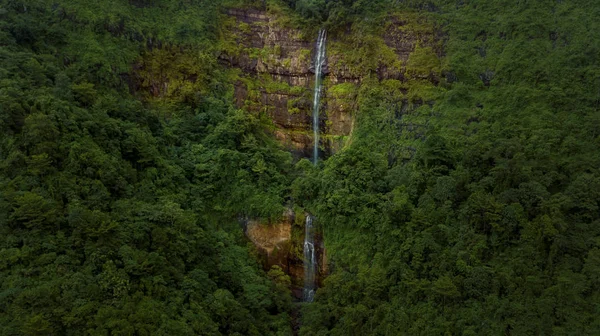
[245,209,328,300]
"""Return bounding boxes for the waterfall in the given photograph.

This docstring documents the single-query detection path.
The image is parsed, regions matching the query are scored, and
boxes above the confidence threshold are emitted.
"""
[303,215,316,302]
[312,29,327,165]
[302,29,326,303]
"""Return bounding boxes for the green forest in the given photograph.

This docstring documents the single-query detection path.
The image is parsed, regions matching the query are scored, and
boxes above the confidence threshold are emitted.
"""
[1,0,599,335]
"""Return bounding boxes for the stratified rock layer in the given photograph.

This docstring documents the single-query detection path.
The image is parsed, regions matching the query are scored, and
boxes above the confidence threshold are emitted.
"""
[219,8,439,160]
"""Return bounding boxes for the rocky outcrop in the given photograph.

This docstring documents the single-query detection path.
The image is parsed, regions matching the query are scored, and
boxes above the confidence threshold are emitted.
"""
[245,210,300,287]
[244,209,327,300]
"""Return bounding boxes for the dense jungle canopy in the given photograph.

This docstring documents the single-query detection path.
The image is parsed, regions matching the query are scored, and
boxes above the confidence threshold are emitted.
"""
[1,0,599,335]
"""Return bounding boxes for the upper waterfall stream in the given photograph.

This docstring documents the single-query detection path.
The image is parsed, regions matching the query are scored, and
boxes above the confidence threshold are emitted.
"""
[312,29,326,165]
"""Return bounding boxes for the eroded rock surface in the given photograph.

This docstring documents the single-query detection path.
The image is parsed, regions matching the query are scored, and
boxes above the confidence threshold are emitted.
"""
[244,209,327,300]
[219,8,439,160]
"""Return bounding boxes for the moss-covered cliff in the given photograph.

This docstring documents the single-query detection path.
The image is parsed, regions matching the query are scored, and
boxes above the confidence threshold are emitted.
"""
[222,4,444,301]
[218,6,441,160]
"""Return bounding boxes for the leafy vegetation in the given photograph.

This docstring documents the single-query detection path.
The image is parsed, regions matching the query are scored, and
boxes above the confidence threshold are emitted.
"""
[2,0,600,335]
[0,0,293,334]
[293,0,600,334]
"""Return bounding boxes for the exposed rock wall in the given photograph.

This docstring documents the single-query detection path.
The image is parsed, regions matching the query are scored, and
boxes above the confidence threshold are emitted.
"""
[244,209,326,300]
[220,9,315,158]
[219,8,439,159]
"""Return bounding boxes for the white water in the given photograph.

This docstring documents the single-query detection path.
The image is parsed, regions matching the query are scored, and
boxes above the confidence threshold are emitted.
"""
[303,215,316,302]
[312,29,327,165]
[302,29,326,303]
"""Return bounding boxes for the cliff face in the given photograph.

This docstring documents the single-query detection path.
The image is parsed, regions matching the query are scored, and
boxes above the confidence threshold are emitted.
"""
[219,8,334,159]
[244,209,326,300]
[219,8,439,159]
[245,210,300,287]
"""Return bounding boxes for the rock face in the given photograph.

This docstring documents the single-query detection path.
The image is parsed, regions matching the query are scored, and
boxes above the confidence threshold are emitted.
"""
[220,8,327,159]
[244,209,326,300]
[245,210,300,285]
[219,8,439,160]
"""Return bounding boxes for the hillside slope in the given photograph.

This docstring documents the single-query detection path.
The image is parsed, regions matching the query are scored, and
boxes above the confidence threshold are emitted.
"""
[1,0,599,335]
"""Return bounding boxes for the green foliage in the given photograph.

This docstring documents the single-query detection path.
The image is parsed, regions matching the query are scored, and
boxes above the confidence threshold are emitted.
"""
[328,32,401,78]
[2,0,600,334]
[288,0,389,29]
[291,0,600,334]
[328,83,357,99]
[0,0,293,334]
[406,45,441,78]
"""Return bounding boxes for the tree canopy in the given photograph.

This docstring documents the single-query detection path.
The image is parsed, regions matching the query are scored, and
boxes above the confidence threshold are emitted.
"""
[1,0,600,335]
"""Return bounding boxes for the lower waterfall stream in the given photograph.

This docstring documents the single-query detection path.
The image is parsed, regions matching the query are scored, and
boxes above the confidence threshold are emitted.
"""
[303,215,316,302]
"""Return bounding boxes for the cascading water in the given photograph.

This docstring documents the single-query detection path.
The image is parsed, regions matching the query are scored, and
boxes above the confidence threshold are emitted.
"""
[302,29,327,302]
[302,29,326,303]
[312,29,327,165]
[303,215,316,302]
